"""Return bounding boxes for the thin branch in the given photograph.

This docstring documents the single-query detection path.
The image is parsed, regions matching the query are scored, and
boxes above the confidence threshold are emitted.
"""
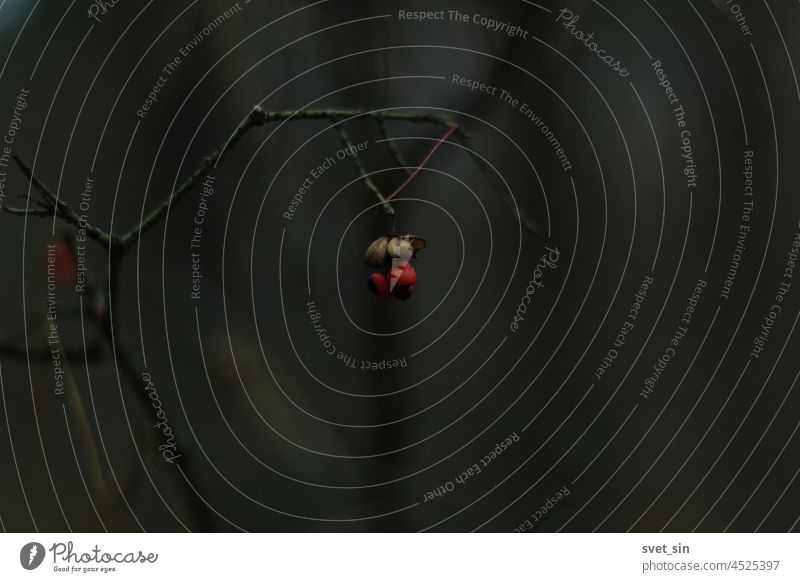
[8,156,112,249]
[333,123,394,215]
[117,108,461,248]
[1,106,545,533]
[385,125,458,203]
[111,334,214,530]
[117,106,270,251]
[118,108,458,250]
[7,107,545,259]
[13,154,61,207]
[0,340,106,361]
[454,128,545,238]
[15,192,51,210]
[3,207,51,217]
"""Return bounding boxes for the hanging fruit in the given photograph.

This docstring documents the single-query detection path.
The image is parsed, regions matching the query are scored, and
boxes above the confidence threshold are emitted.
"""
[365,234,426,300]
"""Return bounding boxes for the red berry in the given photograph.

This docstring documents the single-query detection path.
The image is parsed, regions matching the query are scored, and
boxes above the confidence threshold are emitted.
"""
[367,272,390,298]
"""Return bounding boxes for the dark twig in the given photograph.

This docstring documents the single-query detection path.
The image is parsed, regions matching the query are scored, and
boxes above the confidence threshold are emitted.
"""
[377,120,413,175]
[250,108,460,128]
[332,123,394,215]
[118,108,460,250]
[116,106,271,252]
[385,125,459,203]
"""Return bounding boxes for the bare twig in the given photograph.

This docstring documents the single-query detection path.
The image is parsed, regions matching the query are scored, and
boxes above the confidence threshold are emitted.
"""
[377,120,412,175]
[0,105,544,532]
[455,128,545,238]
[115,108,463,251]
[3,207,51,217]
[6,156,112,249]
[5,106,541,259]
[251,108,460,128]
[333,123,394,215]
[385,125,459,203]
[0,339,106,361]
[59,327,107,496]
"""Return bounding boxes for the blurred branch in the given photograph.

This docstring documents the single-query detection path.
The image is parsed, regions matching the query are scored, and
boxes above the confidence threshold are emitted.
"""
[0,339,106,361]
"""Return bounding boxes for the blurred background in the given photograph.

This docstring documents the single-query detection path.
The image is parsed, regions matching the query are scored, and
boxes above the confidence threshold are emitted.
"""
[0,0,799,532]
